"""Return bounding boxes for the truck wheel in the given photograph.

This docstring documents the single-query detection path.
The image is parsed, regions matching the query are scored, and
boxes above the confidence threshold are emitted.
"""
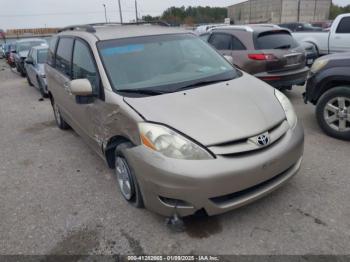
[114,142,144,208]
[316,86,350,140]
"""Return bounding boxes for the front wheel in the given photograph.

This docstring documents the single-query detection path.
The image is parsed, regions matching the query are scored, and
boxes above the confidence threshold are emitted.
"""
[37,77,48,98]
[52,101,70,130]
[27,75,34,86]
[316,86,350,140]
[114,142,144,208]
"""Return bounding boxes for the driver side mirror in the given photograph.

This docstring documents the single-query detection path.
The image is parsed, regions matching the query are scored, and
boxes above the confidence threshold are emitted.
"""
[70,79,93,96]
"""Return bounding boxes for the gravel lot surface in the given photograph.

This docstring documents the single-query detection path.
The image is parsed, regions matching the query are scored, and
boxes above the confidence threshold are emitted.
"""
[0,59,349,255]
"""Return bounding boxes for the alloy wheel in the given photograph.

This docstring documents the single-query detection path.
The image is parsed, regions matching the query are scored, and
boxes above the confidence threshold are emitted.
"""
[53,103,62,126]
[323,96,350,132]
[115,157,134,200]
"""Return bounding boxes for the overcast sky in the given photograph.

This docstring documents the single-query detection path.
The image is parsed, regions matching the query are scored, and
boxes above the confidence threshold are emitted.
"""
[0,0,348,30]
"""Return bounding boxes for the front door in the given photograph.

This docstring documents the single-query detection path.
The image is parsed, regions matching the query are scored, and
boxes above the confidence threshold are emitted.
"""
[330,16,350,53]
[67,38,105,153]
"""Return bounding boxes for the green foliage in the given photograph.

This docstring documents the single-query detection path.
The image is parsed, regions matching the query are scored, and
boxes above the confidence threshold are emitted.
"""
[329,3,350,20]
[143,6,227,25]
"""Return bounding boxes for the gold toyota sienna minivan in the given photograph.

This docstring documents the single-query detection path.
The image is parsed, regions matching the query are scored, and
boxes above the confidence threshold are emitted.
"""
[46,23,304,217]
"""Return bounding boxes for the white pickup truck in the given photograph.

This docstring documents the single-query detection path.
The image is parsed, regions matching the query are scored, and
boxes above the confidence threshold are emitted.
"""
[293,13,350,55]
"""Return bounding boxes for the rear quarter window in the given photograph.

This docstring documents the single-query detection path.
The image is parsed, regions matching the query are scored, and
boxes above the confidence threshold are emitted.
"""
[254,31,298,50]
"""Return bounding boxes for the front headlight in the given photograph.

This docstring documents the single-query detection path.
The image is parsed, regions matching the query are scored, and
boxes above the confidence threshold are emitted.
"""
[310,59,328,74]
[138,122,213,160]
[275,89,297,129]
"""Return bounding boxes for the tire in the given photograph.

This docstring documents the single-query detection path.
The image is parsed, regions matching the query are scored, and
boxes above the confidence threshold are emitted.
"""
[316,86,350,140]
[27,75,34,86]
[37,77,48,98]
[114,142,144,208]
[52,100,70,130]
[20,69,26,77]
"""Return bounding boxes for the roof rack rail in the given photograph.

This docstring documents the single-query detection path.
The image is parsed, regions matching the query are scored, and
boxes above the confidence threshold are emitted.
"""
[58,20,170,33]
[58,24,96,33]
[121,21,170,27]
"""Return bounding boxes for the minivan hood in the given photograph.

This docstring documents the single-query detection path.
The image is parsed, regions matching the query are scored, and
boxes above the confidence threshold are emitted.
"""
[124,73,286,146]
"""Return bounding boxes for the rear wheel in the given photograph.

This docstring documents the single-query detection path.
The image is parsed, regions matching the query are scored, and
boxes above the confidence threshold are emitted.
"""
[316,86,350,140]
[52,100,70,130]
[114,142,144,208]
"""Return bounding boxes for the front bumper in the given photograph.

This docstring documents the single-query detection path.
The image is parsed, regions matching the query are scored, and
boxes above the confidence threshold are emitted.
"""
[124,121,304,217]
[304,73,318,104]
[255,67,309,88]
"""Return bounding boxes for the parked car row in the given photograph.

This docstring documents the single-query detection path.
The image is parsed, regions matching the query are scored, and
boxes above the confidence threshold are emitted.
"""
[13,38,47,76]
[1,38,49,96]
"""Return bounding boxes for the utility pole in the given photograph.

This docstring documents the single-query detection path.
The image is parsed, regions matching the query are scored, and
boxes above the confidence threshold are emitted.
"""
[103,4,107,23]
[135,0,139,23]
[297,0,301,22]
[118,0,123,24]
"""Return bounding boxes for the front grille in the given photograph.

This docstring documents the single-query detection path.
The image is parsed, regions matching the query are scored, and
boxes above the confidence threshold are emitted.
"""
[208,120,289,156]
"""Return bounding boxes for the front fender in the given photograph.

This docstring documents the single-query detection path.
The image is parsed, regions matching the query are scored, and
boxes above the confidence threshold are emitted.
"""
[311,67,350,102]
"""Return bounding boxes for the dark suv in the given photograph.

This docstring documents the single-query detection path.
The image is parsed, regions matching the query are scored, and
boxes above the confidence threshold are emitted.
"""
[304,53,350,140]
[201,25,309,89]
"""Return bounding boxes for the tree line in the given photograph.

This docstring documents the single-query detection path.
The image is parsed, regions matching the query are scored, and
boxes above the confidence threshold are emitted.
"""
[142,6,227,26]
[330,3,350,19]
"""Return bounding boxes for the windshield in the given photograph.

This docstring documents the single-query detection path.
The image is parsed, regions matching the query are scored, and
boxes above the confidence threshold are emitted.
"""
[255,31,298,50]
[98,34,237,94]
[18,41,46,53]
[37,49,48,63]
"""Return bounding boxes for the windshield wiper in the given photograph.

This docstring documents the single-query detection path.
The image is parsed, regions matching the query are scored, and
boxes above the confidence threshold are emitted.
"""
[117,88,166,96]
[274,44,291,49]
[174,78,233,92]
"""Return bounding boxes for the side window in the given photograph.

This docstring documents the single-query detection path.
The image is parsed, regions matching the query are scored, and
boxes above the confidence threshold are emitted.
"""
[336,17,350,33]
[231,36,246,50]
[55,38,74,77]
[47,36,58,66]
[72,39,98,93]
[208,33,232,50]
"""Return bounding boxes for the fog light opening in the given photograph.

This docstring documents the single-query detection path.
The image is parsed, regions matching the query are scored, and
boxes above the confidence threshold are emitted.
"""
[159,196,193,208]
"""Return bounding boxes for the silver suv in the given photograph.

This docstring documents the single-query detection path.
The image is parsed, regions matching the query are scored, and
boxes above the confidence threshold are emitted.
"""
[46,23,304,217]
